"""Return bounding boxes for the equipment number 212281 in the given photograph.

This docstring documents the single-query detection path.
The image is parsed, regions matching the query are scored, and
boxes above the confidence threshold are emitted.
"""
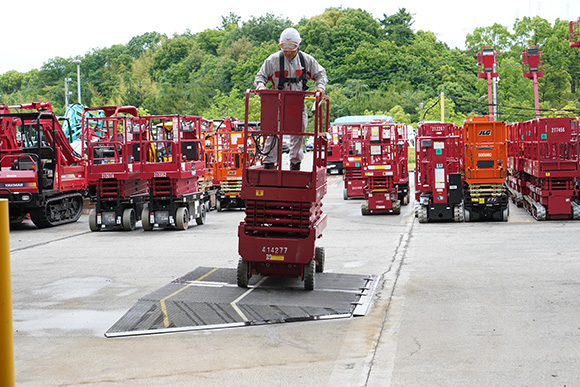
[262,246,288,254]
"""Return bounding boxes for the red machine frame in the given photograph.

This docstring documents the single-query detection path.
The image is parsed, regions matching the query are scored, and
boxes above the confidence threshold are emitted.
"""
[0,102,86,227]
[238,89,329,290]
[327,123,344,174]
[359,121,402,215]
[477,46,498,121]
[83,106,148,231]
[394,123,410,205]
[521,46,544,119]
[414,122,463,222]
[507,118,580,220]
[570,17,580,48]
[341,123,365,199]
[130,114,210,230]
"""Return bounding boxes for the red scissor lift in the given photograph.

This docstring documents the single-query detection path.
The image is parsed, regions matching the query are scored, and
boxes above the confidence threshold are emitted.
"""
[359,121,400,215]
[132,115,209,230]
[238,89,329,290]
[0,102,86,227]
[327,123,344,174]
[83,106,149,231]
[414,122,463,223]
[512,118,580,220]
[506,121,528,207]
[342,123,365,199]
[213,117,257,211]
[394,123,410,205]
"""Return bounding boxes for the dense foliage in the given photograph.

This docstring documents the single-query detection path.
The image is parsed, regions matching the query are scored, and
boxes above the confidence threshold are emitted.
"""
[1,8,578,126]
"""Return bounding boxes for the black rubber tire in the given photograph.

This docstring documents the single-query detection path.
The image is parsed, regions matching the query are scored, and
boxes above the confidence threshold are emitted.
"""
[237,258,249,288]
[361,200,370,215]
[141,206,154,231]
[304,259,315,291]
[88,209,101,232]
[315,246,325,273]
[195,203,206,225]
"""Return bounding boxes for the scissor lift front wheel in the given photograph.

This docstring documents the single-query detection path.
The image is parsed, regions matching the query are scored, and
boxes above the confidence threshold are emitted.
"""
[304,259,315,291]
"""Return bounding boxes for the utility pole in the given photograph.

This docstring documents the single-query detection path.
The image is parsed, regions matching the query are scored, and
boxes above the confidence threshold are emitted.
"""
[64,78,72,108]
[72,60,82,104]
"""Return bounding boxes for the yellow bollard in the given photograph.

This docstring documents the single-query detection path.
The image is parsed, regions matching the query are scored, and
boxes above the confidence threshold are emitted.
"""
[0,199,14,386]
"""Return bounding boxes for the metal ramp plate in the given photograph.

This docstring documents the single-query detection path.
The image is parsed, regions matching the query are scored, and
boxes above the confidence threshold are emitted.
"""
[105,267,377,337]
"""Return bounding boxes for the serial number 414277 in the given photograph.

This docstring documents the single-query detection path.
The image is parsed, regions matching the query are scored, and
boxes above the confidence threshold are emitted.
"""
[262,246,288,254]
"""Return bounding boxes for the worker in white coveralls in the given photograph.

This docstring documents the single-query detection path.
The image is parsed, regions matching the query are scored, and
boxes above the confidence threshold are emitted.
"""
[254,27,328,171]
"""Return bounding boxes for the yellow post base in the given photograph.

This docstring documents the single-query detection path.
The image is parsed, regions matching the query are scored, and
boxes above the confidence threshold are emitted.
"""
[0,199,14,386]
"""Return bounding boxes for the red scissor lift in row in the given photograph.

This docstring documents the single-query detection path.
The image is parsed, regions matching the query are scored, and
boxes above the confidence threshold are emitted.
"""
[507,117,580,220]
[132,115,209,230]
[213,117,257,211]
[0,102,86,227]
[507,121,527,207]
[342,123,365,199]
[83,106,149,231]
[359,121,406,215]
[414,122,464,223]
[327,123,344,174]
[238,89,329,290]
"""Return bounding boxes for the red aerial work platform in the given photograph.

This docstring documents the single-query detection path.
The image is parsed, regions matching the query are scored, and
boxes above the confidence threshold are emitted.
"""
[360,121,401,215]
[130,115,211,230]
[521,46,544,119]
[414,122,463,222]
[82,106,148,231]
[570,17,580,48]
[327,123,344,174]
[237,89,329,290]
[342,123,365,199]
[508,118,580,220]
[477,46,498,121]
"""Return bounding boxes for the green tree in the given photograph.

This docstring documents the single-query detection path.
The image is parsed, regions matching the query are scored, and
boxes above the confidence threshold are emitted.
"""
[380,8,415,46]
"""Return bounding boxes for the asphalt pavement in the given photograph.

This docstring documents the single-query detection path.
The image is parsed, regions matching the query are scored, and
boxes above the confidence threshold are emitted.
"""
[7,155,580,386]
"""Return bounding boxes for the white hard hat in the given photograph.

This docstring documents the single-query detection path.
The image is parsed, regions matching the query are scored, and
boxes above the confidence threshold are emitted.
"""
[279,28,301,51]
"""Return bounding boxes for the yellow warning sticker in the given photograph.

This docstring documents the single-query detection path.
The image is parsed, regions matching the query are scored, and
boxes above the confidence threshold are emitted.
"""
[256,190,264,196]
[267,255,284,261]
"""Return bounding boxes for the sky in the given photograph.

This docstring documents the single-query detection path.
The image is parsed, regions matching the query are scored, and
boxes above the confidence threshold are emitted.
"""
[0,0,579,74]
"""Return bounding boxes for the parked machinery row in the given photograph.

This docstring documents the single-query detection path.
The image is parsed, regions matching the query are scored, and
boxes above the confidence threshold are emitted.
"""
[84,109,213,231]
[0,101,256,230]
[506,117,580,220]
[415,115,509,223]
[337,117,410,215]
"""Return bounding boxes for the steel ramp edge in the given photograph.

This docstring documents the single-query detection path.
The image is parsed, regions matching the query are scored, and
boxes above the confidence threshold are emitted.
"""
[104,267,377,338]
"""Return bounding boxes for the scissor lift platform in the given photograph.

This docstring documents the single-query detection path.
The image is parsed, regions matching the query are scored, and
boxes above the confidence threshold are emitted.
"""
[105,267,377,337]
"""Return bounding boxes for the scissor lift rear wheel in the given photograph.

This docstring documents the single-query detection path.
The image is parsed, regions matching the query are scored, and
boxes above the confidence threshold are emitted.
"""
[175,207,189,230]
[315,246,325,273]
[237,257,249,288]
[89,209,101,232]
[122,208,136,231]
[304,259,316,291]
